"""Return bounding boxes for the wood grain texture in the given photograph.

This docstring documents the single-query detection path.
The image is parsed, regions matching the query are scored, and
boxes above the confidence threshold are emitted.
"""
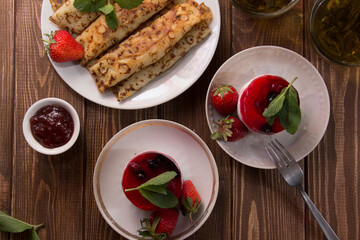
[157,0,233,238]
[304,0,360,239]
[83,102,157,240]
[231,1,306,239]
[0,0,359,239]
[11,0,85,239]
[0,0,14,240]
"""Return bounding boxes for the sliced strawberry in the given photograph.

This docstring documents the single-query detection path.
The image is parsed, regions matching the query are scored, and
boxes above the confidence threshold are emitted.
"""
[138,208,179,239]
[181,180,201,222]
[211,116,248,142]
[211,84,239,116]
[42,30,84,62]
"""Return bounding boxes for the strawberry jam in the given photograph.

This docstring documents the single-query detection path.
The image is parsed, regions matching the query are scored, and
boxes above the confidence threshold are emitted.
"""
[30,105,74,148]
[238,75,293,134]
[122,151,182,211]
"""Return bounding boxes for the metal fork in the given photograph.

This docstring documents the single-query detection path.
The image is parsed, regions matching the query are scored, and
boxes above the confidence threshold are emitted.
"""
[265,139,339,240]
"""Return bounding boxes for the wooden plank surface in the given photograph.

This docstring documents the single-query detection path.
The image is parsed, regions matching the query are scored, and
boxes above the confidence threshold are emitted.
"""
[231,1,305,239]
[0,0,14,240]
[0,0,359,239]
[304,0,360,239]
[11,0,85,239]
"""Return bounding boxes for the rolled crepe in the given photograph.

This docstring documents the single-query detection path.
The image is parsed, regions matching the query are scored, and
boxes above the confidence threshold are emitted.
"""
[84,0,178,69]
[77,0,171,66]
[49,0,101,35]
[89,1,213,93]
[112,21,211,101]
[49,0,66,12]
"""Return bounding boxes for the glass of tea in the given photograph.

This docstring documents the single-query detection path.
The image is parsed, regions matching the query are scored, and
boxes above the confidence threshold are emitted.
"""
[310,0,360,66]
[231,0,299,18]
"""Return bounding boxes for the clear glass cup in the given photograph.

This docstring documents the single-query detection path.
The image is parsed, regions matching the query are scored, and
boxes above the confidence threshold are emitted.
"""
[231,0,299,18]
[310,0,360,66]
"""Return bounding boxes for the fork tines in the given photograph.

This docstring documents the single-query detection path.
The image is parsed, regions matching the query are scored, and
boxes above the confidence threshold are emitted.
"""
[265,139,296,168]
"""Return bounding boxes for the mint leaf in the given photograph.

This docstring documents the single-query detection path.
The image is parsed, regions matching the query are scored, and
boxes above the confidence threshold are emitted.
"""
[73,0,144,30]
[99,4,114,14]
[140,189,179,208]
[266,115,276,126]
[99,4,118,30]
[114,0,144,9]
[29,229,41,240]
[0,212,33,233]
[141,171,177,188]
[278,86,301,134]
[74,0,106,12]
[263,77,297,118]
[263,90,286,118]
[125,171,177,192]
[141,184,168,195]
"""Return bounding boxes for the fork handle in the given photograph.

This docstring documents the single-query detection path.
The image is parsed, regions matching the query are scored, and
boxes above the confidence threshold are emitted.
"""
[297,186,340,240]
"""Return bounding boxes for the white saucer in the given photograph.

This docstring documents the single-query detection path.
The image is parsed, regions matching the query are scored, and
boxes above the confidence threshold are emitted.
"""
[93,119,219,239]
[205,46,330,169]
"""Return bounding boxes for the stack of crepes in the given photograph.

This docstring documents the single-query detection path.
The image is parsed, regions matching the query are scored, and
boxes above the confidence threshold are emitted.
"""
[49,0,213,101]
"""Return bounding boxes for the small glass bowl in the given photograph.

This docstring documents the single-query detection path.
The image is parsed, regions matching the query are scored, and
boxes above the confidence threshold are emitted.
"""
[22,98,80,155]
[309,0,360,66]
[231,0,299,18]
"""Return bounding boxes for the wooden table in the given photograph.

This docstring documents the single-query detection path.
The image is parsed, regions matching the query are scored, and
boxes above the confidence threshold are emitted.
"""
[1,0,359,239]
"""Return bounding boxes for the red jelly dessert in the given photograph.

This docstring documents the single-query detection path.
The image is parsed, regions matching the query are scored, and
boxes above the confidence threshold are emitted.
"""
[238,75,298,134]
[30,105,74,148]
[122,151,182,211]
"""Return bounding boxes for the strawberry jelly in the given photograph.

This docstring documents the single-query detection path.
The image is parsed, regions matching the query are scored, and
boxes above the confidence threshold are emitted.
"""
[122,151,182,211]
[30,105,74,148]
[238,75,291,134]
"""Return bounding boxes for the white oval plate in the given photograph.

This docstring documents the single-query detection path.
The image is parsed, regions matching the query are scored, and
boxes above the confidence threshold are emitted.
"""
[205,46,330,169]
[40,0,220,109]
[93,119,219,239]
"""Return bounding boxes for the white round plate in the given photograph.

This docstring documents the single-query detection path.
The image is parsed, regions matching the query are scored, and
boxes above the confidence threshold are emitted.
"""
[93,119,219,239]
[205,46,330,169]
[40,0,220,109]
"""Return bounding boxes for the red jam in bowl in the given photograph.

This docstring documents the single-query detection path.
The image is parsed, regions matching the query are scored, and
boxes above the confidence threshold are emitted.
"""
[122,151,182,211]
[238,75,296,134]
[30,105,74,148]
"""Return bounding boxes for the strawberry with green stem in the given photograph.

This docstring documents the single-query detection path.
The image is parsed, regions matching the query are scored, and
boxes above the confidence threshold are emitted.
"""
[181,180,201,222]
[211,84,239,116]
[138,208,179,240]
[42,30,84,62]
[211,116,248,142]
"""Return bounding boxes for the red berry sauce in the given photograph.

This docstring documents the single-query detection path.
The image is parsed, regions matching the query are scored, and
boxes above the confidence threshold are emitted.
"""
[30,105,74,148]
[239,75,290,134]
[122,151,182,211]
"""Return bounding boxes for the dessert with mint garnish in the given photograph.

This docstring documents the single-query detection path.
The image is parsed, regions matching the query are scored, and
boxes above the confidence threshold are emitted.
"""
[122,151,182,211]
[238,75,301,135]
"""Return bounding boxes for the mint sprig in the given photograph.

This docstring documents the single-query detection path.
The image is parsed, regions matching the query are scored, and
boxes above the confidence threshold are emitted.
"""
[0,211,43,239]
[140,189,179,208]
[263,77,301,135]
[73,0,107,12]
[99,4,118,30]
[114,0,144,9]
[73,0,144,30]
[125,171,179,208]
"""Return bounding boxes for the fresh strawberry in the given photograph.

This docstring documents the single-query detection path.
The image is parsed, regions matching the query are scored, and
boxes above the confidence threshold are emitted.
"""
[42,30,84,62]
[138,208,179,240]
[211,84,239,116]
[181,180,201,222]
[211,116,248,142]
